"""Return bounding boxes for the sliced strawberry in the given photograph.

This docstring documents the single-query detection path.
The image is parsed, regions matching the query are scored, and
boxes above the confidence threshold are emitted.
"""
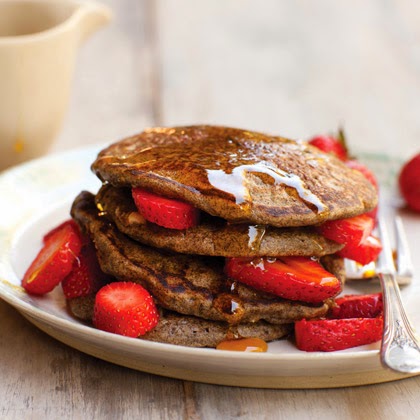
[295,316,383,352]
[345,159,379,190]
[309,135,348,161]
[93,282,159,337]
[62,239,112,299]
[317,214,374,247]
[337,234,382,265]
[331,293,383,319]
[225,256,341,304]
[318,215,381,265]
[43,219,80,244]
[132,188,200,230]
[22,222,82,295]
[399,153,420,212]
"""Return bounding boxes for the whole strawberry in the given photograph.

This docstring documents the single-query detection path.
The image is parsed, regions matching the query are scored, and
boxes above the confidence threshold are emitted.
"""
[399,153,420,212]
[308,132,348,161]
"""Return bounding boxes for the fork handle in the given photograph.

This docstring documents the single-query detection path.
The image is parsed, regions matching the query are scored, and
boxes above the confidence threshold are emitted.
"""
[380,272,420,373]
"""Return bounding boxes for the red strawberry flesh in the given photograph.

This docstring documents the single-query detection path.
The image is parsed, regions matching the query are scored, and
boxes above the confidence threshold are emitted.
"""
[309,135,348,161]
[318,214,374,247]
[62,239,111,299]
[132,188,200,230]
[93,282,159,337]
[331,293,383,319]
[337,234,382,265]
[225,256,341,304]
[295,317,383,352]
[43,219,80,244]
[22,222,82,295]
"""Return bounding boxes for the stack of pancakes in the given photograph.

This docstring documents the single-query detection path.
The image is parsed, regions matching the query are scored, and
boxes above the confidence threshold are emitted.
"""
[69,125,378,347]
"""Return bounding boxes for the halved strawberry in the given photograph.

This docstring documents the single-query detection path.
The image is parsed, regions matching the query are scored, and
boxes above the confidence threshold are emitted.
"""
[22,222,82,295]
[337,235,382,265]
[309,135,348,161]
[132,188,200,230]
[93,282,159,337]
[330,293,383,319]
[62,239,112,299]
[43,219,80,244]
[295,316,383,352]
[317,214,374,247]
[225,256,341,304]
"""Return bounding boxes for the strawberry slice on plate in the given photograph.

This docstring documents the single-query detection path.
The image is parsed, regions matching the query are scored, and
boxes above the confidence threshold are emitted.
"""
[330,293,383,319]
[295,316,383,352]
[62,239,111,299]
[225,256,341,304]
[93,282,159,337]
[22,221,82,295]
[132,188,200,230]
[317,214,374,246]
[43,219,80,244]
[295,293,384,352]
[337,235,382,265]
[318,215,381,265]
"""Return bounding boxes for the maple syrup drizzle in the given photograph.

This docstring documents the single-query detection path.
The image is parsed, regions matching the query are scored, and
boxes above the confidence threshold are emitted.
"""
[96,201,107,217]
[207,161,327,214]
[212,293,245,324]
[216,337,268,352]
[247,225,267,252]
[104,128,327,217]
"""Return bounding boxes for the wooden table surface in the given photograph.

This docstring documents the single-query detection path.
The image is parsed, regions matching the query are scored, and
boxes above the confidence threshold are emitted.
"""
[2,1,420,419]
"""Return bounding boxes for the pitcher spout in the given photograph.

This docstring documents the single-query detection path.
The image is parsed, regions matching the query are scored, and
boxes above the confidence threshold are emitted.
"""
[75,1,112,44]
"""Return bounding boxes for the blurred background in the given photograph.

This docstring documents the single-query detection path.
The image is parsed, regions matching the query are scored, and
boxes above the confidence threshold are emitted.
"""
[53,0,420,159]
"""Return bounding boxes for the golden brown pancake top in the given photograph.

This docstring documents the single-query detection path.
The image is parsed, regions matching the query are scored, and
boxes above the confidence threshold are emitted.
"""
[92,125,378,227]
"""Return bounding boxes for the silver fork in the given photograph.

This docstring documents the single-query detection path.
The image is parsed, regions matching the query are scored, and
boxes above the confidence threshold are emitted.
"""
[377,215,420,373]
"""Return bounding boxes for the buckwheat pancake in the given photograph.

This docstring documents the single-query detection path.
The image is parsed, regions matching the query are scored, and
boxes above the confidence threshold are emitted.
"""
[92,125,377,227]
[96,184,343,257]
[67,296,292,348]
[142,312,292,347]
[72,191,343,325]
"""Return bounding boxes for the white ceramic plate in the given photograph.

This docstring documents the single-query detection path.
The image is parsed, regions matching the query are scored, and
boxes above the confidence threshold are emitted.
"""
[0,147,419,389]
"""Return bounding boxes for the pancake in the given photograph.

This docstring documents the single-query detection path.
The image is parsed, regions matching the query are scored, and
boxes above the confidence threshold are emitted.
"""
[71,191,342,325]
[92,125,377,227]
[67,297,291,348]
[142,312,291,347]
[95,184,344,257]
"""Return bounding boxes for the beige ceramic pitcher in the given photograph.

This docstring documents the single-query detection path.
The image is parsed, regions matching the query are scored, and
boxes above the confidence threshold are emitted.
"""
[0,0,112,171]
